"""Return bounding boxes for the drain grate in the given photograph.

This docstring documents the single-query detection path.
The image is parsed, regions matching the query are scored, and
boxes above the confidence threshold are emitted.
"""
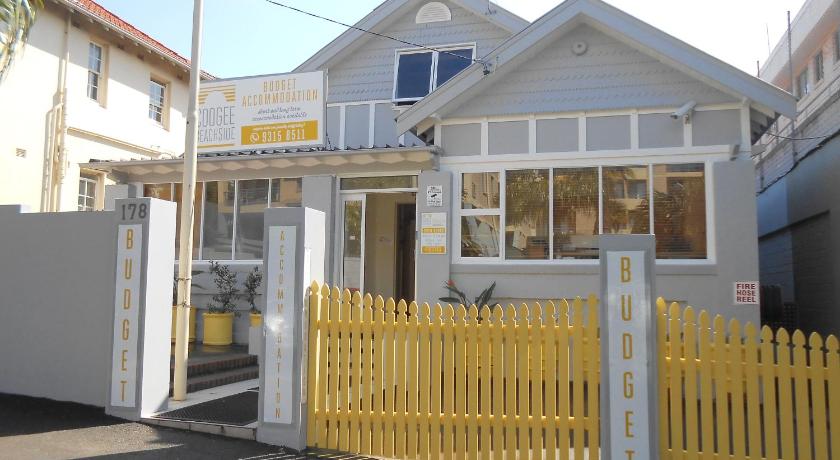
[156,391,258,426]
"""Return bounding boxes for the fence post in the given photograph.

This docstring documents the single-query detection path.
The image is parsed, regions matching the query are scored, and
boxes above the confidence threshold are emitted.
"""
[105,198,176,421]
[598,234,658,459]
[257,207,326,450]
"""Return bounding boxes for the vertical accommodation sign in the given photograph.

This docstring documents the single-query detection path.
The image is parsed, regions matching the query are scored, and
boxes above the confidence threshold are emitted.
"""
[602,250,657,459]
[111,224,142,407]
[264,226,297,424]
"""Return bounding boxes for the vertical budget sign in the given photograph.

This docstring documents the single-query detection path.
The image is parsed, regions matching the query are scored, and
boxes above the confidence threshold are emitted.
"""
[110,224,142,407]
[599,235,658,460]
[264,226,297,424]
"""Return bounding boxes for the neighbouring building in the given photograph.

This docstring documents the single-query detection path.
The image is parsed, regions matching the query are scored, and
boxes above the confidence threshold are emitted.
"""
[0,0,211,213]
[86,0,795,343]
[756,0,840,336]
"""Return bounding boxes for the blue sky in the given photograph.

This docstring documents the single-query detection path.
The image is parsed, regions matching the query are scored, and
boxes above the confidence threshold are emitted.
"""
[96,0,805,79]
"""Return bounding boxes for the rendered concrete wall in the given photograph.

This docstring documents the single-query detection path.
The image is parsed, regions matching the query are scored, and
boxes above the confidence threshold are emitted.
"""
[0,199,175,408]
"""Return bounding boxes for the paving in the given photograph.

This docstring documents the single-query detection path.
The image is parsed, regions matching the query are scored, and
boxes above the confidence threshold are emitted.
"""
[0,393,369,460]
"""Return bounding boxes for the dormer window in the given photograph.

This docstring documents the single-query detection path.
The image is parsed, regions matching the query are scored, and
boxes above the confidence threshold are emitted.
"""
[393,45,475,103]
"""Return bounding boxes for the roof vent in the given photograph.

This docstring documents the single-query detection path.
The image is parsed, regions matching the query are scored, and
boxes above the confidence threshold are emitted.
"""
[416,2,452,24]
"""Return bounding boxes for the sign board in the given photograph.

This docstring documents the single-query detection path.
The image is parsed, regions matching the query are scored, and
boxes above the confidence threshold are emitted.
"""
[110,224,142,407]
[600,236,658,460]
[263,226,297,424]
[198,71,325,153]
[734,281,760,305]
[420,212,446,254]
[426,185,443,207]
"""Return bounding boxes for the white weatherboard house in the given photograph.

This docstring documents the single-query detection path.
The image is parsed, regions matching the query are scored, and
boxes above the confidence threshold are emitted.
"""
[87,0,795,342]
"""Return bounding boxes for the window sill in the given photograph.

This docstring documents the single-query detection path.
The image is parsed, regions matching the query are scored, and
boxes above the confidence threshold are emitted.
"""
[451,261,717,276]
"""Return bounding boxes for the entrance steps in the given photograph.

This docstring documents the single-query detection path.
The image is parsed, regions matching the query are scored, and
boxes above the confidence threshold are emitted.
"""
[169,344,258,395]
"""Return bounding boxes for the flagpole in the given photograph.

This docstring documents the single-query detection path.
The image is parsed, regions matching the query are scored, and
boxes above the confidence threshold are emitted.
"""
[174,0,203,402]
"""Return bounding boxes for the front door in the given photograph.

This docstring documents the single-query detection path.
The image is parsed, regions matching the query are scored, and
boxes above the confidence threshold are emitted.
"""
[340,194,366,293]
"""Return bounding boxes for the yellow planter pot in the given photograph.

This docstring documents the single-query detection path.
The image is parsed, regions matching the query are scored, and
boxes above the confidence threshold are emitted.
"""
[249,313,262,327]
[171,306,197,343]
[202,312,234,346]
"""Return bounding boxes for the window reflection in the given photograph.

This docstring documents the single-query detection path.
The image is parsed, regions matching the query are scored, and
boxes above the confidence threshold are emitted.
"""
[173,183,203,260]
[653,164,706,259]
[553,168,599,259]
[462,172,499,209]
[235,179,269,260]
[202,181,235,260]
[505,169,549,260]
[461,216,500,258]
[603,165,650,235]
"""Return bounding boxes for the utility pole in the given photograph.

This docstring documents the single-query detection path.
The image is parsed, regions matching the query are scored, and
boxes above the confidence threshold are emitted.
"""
[173,0,203,401]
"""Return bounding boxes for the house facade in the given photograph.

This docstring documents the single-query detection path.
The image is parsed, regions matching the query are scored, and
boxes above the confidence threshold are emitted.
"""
[756,0,840,336]
[0,0,208,213]
[88,0,794,342]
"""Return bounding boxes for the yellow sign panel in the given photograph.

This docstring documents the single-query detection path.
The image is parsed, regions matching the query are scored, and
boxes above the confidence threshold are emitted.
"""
[421,227,446,234]
[421,246,446,254]
[241,121,319,146]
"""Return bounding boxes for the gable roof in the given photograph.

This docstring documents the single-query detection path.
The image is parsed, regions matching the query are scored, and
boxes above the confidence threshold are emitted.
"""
[295,0,528,72]
[397,0,797,135]
[60,0,214,79]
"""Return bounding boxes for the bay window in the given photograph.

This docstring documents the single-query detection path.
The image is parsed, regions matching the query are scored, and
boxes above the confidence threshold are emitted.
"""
[458,163,708,262]
[143,177,302,260]
[394,46,474,102]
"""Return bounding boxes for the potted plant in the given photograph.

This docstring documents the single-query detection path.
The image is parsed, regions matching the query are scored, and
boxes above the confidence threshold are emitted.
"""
[243,266,263,327]
[440,279,498,315]
[203,260,239,346]
[171,270,203,343]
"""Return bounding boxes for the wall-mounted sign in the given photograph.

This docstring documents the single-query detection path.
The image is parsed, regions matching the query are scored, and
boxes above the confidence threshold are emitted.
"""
[734,281,760,305]
[110,224,142,408]
[420,212,446,254]
[198,71,325,153]
[264,226,297,424]
[426,185,443,207]
[604,251,654,459]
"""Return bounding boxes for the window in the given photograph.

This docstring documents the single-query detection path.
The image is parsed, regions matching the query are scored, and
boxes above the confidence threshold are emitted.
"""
[144,178,302,260]
[653,164,706,259]
[457,164,708,261]
[553,168,598,259]
[460,172,500,258]
[603,165,650,235]
[835,30,840,62]
[814,52,824,83]
[87,43,103,101]
[394,46,474,102]
[797,69,810,97]
[505,169,549,260]
[149,79,166,124]
[78,174,97,211]
[340,175,417,190]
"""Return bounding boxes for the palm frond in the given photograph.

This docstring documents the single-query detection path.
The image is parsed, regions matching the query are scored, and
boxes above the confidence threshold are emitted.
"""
[1,0,44,82]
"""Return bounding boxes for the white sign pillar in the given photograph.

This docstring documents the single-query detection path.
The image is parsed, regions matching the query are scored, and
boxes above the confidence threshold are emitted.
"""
[106,198,176,421]
[599,234,659,460]
[257,207,325,450]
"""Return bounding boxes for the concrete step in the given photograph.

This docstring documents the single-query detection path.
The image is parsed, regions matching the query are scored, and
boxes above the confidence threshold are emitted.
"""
[169,354,257,380]
[169,365,260,395]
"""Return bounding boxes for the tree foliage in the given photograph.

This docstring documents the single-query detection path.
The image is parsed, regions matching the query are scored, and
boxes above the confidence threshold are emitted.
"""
[0,0,43,82]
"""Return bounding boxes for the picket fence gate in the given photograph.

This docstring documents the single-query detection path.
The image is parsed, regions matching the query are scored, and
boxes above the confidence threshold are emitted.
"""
[306,282,840,459]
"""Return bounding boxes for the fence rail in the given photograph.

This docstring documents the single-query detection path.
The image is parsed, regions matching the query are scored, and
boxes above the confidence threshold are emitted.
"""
[306,282,840,460]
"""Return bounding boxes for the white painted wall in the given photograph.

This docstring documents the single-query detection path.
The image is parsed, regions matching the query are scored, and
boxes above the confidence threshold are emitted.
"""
[0,3,191,212]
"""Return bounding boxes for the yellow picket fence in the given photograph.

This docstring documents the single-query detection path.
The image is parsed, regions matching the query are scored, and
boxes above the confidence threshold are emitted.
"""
[306,282,840,459]
[658,299,840,460]
[305,282,601,459]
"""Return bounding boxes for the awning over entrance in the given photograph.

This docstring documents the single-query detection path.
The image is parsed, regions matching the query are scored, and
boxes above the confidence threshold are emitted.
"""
[82,145,440,183]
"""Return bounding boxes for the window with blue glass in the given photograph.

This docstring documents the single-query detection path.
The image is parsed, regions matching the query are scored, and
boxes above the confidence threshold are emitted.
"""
[394,46,474,102]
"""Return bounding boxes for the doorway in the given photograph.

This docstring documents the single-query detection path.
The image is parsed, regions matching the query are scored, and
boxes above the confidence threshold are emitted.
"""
[340,191,416,300]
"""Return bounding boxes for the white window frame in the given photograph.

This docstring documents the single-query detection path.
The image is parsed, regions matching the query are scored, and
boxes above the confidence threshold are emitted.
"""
[453,161,714,265]
[814,51,824,83]
[797,68,810,97]
[78,174,98,211]
[87,41,105,103]
[392,43,476,103]
[148,77,168,127]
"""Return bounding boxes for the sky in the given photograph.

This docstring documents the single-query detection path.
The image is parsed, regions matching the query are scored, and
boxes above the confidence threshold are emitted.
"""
[95,0,807,79]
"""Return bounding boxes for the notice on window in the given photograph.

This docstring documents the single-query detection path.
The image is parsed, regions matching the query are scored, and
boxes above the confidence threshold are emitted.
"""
[734,281,760,305]
[197,71,325,153]
[421,212,446,255]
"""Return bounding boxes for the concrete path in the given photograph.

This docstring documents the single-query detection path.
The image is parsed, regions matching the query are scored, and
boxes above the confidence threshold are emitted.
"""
[0,393,362,459]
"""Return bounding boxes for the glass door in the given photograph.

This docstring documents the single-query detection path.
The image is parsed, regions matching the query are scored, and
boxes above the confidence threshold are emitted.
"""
[340,194,366,293]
